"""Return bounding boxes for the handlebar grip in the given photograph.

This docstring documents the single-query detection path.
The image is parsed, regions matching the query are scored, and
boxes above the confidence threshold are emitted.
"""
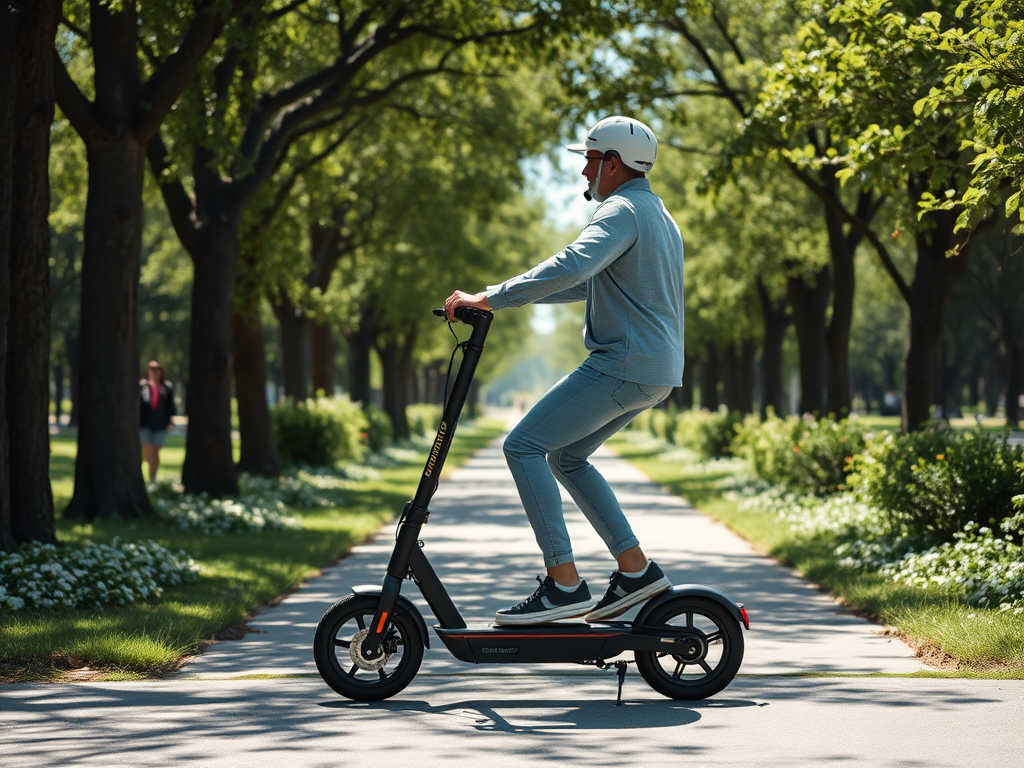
[432,306,493,324]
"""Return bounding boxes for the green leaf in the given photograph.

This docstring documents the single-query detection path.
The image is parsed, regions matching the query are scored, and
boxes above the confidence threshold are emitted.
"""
[1006,191,1021,217]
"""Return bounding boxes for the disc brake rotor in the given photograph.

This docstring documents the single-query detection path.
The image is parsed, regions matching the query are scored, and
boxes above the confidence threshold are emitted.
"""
[349,628,389,671]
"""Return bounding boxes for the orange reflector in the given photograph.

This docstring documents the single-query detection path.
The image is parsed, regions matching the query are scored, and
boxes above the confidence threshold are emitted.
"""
[376,612,389,633]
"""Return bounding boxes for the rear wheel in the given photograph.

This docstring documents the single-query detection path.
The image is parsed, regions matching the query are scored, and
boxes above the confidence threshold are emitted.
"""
[635,597,744,700]
[313,595,424,701]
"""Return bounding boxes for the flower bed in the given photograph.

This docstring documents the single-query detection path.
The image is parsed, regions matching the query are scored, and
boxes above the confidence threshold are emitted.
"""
[731,479,1024,612]
[0,539,199,612]
[148,480,302,535]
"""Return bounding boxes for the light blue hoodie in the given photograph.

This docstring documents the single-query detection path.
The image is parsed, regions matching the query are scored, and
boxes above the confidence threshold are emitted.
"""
[484,177,685,387]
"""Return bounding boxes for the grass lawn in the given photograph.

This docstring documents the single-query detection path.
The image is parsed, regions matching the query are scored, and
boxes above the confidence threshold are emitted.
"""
[855,414,1014,434]
[607,433,1024,679]
[1,420,505,682]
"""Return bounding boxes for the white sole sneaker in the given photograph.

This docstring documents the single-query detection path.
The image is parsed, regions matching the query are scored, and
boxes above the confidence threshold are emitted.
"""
[584,576,671,622]
[494,602,593,626]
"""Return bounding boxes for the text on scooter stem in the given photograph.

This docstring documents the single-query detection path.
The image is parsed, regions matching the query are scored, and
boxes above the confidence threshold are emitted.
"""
[423,421,448,478]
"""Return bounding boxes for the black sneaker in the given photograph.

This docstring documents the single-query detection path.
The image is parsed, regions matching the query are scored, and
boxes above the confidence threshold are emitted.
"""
[584,561,671,622]
[494,576,593,625]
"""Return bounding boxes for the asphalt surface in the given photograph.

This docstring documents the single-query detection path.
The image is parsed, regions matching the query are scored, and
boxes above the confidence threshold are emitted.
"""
[3,434,1022,767]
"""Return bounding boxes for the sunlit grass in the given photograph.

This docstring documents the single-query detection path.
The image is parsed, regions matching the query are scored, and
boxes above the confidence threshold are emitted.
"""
[607,433,1024,676]
[3,419,504,679]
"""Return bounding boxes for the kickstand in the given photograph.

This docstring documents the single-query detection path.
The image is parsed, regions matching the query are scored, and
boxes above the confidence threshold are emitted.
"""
[614,660,628,706]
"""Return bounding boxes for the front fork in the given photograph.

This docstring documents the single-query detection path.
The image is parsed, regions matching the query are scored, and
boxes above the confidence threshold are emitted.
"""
[358,503,426,660]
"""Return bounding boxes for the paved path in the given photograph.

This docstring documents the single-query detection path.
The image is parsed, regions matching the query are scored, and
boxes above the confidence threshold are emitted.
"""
[2,436,1022,767]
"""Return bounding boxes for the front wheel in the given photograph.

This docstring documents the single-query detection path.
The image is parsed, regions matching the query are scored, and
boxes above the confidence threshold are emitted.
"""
[635,597,744,700]
[313,595,424,701]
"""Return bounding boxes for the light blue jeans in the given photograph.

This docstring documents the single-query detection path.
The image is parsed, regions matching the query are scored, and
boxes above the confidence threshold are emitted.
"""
[502,360,673,567]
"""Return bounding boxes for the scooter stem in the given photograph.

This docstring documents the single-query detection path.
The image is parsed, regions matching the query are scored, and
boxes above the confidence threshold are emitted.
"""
[360,308,492,660]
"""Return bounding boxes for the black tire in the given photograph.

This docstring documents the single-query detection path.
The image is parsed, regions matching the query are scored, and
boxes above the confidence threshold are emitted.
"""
[635,597,744,700]
[313,595,424,701]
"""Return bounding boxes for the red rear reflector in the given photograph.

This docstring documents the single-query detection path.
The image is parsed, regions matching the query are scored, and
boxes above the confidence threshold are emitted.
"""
[376,612,389,633]
[739,606,750,628]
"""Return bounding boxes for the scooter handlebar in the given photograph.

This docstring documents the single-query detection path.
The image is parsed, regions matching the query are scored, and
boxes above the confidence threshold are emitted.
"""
[432,306,493,325]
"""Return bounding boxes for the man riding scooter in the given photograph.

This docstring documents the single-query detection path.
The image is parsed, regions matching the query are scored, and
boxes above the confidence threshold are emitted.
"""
[445,116,685,626]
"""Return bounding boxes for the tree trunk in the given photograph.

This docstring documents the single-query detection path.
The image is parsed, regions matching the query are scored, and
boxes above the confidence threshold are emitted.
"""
[311,321,334,396]
[739,339,756,415]
[984,355,1003,417]
[787,268,830,417]
[681,353,696,408]
[377,338,404,439]
[346,318,375,406]
[1004,329,1024,428]
[53,362,64,426]
[181,229,240,497]
[700,343,720,411]
[670,353,697,409]
[722,342,741,412]
[232,306,279,476]
[64,137,153,520]
[275,288,311,401]
[757,280,790,417]
[0,1,15,551]
[65,331,80,427]
[1,0,56,543]
[902,213,967,432]
[823,202,855,419]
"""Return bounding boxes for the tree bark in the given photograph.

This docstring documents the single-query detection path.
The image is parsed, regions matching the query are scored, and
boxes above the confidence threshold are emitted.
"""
[311,321,335,396]
[232,306,279,476]
[376,324,417,440]
[53,362,64,425]
[181,228,241,497]
[670,353,697,409]
[738,339,756,415]
[63,136,154,520]
[722,342,741,412]
[65,331,80,427]
[700,342,720,411]
[377,338,404,439]
[757,279,790,417]
[1004,329,1024,428]
[274,288,311,401]
[0,0,59,542]
[787,268,830,416]
[345,310,376,406]
[822,193,856,419]
[0,1,16,552]
[902,209,967,432]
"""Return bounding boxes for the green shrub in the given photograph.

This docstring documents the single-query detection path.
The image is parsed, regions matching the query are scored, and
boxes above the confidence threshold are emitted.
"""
[363,404,394,452]
[648,408,671,442]
[670,408,743,459]
[271,395,367,467]
[629,409,655,436]
[734,411,866,496]
[852,429,1024,540]
[407,404,443,438]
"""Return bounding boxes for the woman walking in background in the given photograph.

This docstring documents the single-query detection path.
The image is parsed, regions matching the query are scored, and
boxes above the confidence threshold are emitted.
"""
[140,360,176,482]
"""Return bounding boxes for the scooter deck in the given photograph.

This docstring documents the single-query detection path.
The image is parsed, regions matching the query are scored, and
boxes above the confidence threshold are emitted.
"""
[434,621,678,664]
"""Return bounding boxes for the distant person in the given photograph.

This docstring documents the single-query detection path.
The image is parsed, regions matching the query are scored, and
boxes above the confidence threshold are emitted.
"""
[140,360,176,482]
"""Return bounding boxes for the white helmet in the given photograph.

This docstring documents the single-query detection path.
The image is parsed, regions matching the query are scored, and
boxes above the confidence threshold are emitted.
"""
[566,116,658,173]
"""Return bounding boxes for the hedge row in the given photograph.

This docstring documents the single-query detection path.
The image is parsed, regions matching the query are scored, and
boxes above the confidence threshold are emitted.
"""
[270,397,442,467]
[630,407,1024,542]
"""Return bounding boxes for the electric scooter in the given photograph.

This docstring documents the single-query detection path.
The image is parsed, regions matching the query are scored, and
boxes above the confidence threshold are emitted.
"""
[313,307,749,704]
